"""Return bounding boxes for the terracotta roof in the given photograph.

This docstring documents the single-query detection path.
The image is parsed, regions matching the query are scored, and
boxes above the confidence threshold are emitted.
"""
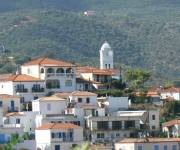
[35,123,82,130]
[71,91,97,96]
[53,92,71,97]
[4,112,26,117]
[0,74,12,81]
[162,120,180,127]
[32,96,66,102]
[78,105,103,109]
[2,74,44,82]
[117,138,180,143]
[22,57,76,67]
[0,94,18,98]
[161,87,180,93]
[135,91,160,98]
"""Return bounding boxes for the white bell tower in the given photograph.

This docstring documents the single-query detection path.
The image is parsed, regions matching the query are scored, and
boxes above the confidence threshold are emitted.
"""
[99,41,113,69]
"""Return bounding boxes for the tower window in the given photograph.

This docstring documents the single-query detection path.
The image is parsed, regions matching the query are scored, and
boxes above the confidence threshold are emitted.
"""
[109,64,110,69]
[105,64,107,69]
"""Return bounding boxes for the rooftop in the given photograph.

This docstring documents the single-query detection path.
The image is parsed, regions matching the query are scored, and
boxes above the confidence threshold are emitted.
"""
[35,123,82,130]
[4,112,26,117]
[22,57,76,67]
[117,138,180,143]
[54,91,97,97]
[0,94,18,98]
[162,120,180,127]
[32,96,66,102]
[78,105,103,109]
[3,74,44,82]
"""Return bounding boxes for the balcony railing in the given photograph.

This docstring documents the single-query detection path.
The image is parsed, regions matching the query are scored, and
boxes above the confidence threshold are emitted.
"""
[46,73,75,77]
[8,107,19,112]
[63,138,73,142]
[46,85,60,89]
[56,73,65,76]
[31,88,44,93]
[47,73,55,77]
[1,124,24,128]
[16,89,28,93]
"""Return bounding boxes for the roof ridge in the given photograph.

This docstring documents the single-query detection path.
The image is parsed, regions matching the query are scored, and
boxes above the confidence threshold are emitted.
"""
[12,75,19,81]
[38,57,46,65]
[50,123,56,129]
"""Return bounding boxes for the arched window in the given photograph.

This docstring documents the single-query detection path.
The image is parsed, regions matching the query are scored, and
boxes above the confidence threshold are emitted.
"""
[46,68,55,73]
[109,64,110,69]
[40,68,44,73]
[66,68,74,73]
[56,68,64,73]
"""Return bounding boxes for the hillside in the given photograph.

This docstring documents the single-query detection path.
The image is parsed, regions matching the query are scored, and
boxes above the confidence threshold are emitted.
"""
[0,1,180,86]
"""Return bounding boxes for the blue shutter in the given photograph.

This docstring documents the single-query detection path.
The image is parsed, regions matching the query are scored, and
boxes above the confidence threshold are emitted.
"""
[52,133,54,138]
[0,101,2,107]
[22,84,24,92]
[63,132,65,138]
[17,84,20,92]
[70,132,73,138]
[154,145,159,150]
[78,121,80,126]
[59,132,61,138]
[138,146,142,150]
[38,84,40,91]
[0,134,5,144]
[173,145,177,150]
[34,96,38,100]
[164,145,167,150]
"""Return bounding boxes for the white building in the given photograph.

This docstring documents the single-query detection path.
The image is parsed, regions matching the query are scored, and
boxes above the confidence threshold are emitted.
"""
[35,123,84,150]
[0,108,36,150]
[0,74,45,104]
[32,96,67,114]
[162,120,180,138]
[97,96,129,112]
[160,87,180,100]
[0,94,20,114]
[115,138,180,150]
[21,57,77,94]
[84,10,95,16]
[84,109,159,144]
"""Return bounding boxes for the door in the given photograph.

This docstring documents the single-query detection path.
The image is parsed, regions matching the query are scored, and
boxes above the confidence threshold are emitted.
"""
[85,84,88,91]
[11,101,14,111]
[55,145,60,150]
[0,134,5,144]
[70,132,73,142]
[97,75,99,82]
[47,83,51,89]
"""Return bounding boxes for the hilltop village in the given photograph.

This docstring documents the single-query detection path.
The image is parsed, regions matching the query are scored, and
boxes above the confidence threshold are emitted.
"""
[0,42,179,150]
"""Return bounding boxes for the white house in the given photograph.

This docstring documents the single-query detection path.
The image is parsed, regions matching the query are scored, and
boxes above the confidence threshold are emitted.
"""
[84,10,95,16]
[0,74,45,104]
[21,57,77,94]
[35,123,84,150]
[115,138,180,150]
[160,87,180,100]
[84,109,159,144]
[32,96,67,114]
[162,120,180,138]
[0,94,20,114]
[97,96,129,112]
[0,108,36,150]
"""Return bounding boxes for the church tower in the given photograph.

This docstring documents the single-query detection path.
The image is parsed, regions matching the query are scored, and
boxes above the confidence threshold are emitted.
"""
[99,41,113,69]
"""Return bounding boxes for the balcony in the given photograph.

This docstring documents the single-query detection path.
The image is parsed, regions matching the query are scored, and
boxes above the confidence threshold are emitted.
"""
[45,73,75,78]
[31,87,44,93]
[16,89,28,94]
[1,124,24,128]
[47,73,55,77]
[56,73,65,76]
[46,85,60,89]
[8,107,19,112]
[63,138,73,142]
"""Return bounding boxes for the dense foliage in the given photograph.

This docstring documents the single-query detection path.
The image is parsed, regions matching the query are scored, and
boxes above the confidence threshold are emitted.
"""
[0,1,180,86]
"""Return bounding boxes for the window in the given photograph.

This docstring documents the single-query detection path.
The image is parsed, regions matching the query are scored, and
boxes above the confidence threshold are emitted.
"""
[154,145,159,150]
[164,145,168,150]
[78,98,82,103]
[20,97,25,103]
[152,115,156,120]
[97,133,104,138]
[172,145,177,150]
[47,103,51,110]
[52,132,62,139]
[16,118,20,124]
[97,121,108,129]
[138,146,142,150]
[86,98,90,103]
[27,68,30,74]
[116,133,120,137]
[122,146,125,150]
[1,85,3,88]
[152,125,156,130]
[0,101,2,107]
[65,80,72,87]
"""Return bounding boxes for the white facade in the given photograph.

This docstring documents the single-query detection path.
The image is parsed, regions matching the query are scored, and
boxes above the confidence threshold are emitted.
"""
[32,97,67,115]
[99,41,113,69]
[35,123,84,150]
[0,95,20,114]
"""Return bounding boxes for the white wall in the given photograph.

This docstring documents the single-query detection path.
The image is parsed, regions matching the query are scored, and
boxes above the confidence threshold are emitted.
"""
[0,82,14,95]
[108,97,129,111]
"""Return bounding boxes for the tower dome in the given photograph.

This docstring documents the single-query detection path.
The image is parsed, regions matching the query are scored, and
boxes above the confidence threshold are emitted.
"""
[101,41,111,50]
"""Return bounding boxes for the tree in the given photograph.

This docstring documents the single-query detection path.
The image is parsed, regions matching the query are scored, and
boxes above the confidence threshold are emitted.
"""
[173,80,180,87]
[125,69,151,89]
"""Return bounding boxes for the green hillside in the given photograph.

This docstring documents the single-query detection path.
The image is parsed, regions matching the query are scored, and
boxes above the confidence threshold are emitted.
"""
[0,1,180,86]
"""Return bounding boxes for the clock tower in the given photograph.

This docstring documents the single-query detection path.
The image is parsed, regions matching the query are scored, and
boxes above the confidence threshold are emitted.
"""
[99,41,113,69]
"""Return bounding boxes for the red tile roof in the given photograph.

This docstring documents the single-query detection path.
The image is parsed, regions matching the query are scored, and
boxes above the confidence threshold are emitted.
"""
[4,112,25,117]
[0,74,12,81]
[78,105,103,109]
[135,91,160,98]
[0,94,18,98]
[161,87,180,92]
[162,120,180,127]
[35,123,82,130]
[71,91,97,96]
[2,74,44,82]
[22,57,76,67]
[117,138,180,143]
